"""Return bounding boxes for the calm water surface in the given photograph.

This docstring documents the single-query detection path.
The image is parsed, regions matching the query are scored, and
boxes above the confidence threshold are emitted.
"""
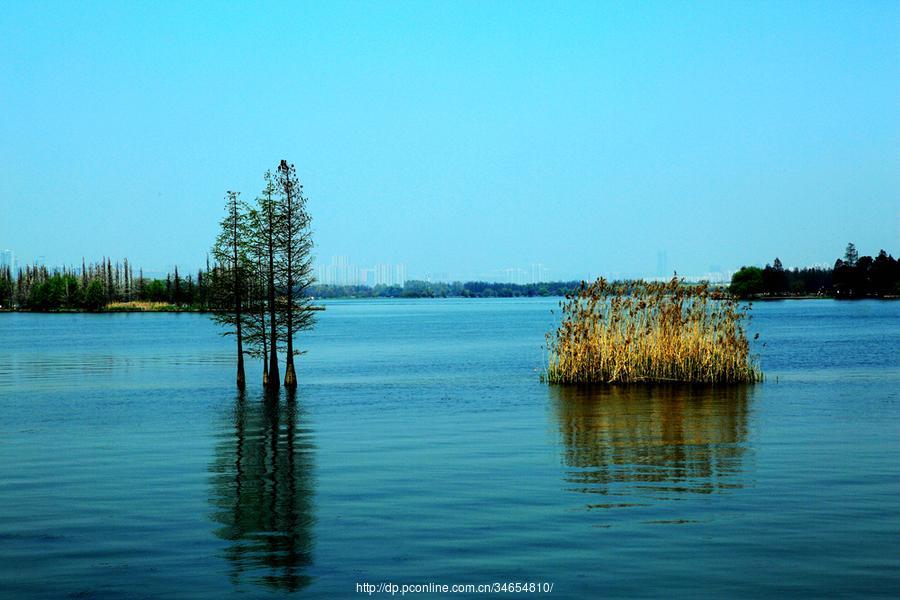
[0,299,898,598]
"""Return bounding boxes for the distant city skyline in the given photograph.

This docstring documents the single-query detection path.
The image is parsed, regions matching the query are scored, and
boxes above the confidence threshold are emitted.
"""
[315,255,407,287]
[0,245,890,286]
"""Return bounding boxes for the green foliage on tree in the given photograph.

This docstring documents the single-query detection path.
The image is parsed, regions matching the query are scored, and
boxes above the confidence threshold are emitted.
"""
[274,160,316,388]
[83,279,106,311]
[206,161,318,389]
[0,266,14,308]
[729,267,765,298]
[3,257,218,311]
[212,191,250,389]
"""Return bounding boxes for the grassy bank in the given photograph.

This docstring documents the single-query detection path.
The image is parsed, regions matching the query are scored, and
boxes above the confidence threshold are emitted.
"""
[1,302,326,313]
[105,301,183,312]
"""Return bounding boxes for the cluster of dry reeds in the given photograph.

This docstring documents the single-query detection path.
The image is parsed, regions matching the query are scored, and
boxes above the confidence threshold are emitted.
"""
[545,277,761,384]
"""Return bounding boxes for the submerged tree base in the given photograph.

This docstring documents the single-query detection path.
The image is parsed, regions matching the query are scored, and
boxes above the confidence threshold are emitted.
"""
[545,278,762,385]
[284,362,298,388]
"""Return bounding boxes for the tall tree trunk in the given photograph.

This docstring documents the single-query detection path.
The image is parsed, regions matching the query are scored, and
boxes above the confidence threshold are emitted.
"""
[283,169,297,389]
[266,193,280,387]
[260,257,269,387]
[233,200,246,390]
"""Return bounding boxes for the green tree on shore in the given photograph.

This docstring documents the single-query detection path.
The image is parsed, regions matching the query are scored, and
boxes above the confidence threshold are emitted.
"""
[0,266,12,308]
[729,266,764,297]
[84,279,105,311]
[731,245,898,298]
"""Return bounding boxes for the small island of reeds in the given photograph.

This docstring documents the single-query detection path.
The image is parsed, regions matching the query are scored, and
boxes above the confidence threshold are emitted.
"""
[545,277,761,384]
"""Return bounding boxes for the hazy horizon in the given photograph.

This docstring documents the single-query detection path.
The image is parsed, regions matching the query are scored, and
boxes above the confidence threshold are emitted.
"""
[2,2,898,280]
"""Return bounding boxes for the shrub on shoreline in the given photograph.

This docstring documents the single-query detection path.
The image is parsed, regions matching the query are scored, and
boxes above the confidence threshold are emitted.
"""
[545,278,761,384]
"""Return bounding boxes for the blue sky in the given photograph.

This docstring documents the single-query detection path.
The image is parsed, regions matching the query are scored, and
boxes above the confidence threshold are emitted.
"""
[1,1,897,280]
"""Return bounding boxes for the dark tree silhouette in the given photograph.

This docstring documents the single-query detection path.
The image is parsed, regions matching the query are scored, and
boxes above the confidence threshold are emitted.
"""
[844,242,859,267]
[871,250,899,296]
[106,258,114,303]
[0,266,14,308]
[762,257,788,295]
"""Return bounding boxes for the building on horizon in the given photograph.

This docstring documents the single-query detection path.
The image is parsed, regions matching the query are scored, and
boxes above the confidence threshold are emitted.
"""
[706,265,726,283]
[0,249,15,272]
[504,267,528,285]
[530,263,550,283]
[656,250,669,278]
[314,255,406,287]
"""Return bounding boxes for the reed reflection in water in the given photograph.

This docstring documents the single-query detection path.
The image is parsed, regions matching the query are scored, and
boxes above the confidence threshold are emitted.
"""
[551,385,754,511]
[208,390,315,592]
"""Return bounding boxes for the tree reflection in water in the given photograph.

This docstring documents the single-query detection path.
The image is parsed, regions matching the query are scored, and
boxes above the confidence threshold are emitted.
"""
[209,389,315,592]
[550,385,753,507]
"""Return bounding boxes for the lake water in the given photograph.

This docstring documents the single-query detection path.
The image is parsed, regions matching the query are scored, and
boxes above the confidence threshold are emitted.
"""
[0,299,898,598]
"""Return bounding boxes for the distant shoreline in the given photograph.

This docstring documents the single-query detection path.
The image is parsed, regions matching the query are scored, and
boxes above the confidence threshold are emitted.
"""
[1,294,897,313]
[0,306,327,314]
[751,294,899,301]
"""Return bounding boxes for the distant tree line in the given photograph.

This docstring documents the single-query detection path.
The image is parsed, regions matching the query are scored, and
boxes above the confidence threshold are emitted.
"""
[211,160,315,390]
[730,244,899,298]
[0,258,217,311]
[0,266,588,310]
[310,280,586,299]
[7,239,893,318]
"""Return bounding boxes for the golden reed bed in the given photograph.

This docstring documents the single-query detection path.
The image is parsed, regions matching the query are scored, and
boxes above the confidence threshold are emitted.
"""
[104,301,179,311]
[545,278,761,384]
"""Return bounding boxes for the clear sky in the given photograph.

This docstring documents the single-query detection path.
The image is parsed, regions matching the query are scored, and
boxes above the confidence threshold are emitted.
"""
[1,1,898,280]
